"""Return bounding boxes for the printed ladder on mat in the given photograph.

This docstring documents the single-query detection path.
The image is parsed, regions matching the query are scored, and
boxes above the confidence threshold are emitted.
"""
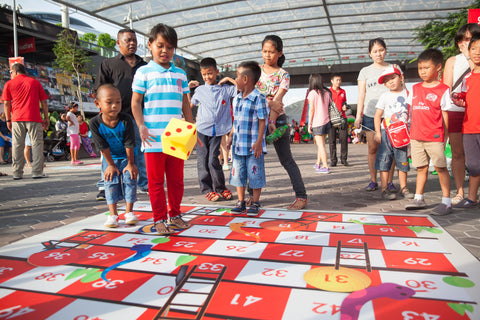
[0,202,478,320]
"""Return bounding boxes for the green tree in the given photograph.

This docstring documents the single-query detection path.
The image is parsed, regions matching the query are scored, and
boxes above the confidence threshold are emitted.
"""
[413,0,480,60]
[97,33,116,50]
[81,32,97,44]
[53,29,90,118]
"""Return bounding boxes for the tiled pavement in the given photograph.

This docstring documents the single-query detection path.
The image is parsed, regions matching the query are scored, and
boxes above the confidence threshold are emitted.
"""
[0,143,478,259]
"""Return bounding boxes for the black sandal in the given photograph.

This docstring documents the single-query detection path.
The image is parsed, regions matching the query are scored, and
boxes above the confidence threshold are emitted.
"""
[169,216,191,229]
[154,221,175,235]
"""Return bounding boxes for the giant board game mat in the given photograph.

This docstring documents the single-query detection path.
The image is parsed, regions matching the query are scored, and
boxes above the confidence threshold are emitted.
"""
[0,202,479,319]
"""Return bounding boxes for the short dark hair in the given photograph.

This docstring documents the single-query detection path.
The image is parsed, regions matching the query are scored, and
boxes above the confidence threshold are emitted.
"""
[11,63,26,75]
[117,28,135,38]
[68,101,79,110]
[331,73,341,80]
[148,23,177,48]
[238,61,261,84]
[96,83,120,100]
[469,32,480,50]
[200,58,217,69]
[418,48,443,66]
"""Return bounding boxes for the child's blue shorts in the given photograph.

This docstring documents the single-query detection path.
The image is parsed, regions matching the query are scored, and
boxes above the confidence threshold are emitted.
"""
[229,153,266,189]
[102,157,137,205]
[375,130,409,172]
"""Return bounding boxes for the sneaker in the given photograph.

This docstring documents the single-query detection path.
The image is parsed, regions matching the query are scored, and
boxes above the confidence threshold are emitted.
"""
[342,161,350,166]
[222,164,231,171]
[400,187,414,199]
[96,190,106,201]
[365,181,378,191]
[330,161,337,167]
[387,182,398,193]
[313,163,320,169]
[104,215,119,228]
[231,201,246,214]
[138,188,149,194]
[451,194,464,205]
[13,176,23,180]
[247,202,261,216]
[405,198,427,210]
[124,212,139,225]
[32,173,48,179]
[431,203,452,216]
[316,167,330,174]
[382,189,396,200]
[452,198,478,209]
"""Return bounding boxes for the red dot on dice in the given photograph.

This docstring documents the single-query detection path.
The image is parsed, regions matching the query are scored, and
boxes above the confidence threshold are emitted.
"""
[187,125,193,129]
[171,146,176,151]
[165,131,171,136]
[176,128,182,133]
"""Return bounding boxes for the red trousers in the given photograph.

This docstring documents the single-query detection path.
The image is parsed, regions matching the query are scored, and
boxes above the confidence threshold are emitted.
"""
[145,152,184,222]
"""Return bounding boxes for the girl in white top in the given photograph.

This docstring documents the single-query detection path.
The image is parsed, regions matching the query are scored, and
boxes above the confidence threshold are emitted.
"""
[355,38,397,192]
[443,23,480,205]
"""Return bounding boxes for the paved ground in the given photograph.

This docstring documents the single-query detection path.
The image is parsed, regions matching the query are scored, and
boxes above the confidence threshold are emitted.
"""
[0,143,479,259]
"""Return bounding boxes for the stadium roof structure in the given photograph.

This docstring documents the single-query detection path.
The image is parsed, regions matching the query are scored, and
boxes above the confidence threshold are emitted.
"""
[50,0,473,70]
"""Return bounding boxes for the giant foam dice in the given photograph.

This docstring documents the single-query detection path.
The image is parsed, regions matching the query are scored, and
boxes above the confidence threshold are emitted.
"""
[161,118,197,160]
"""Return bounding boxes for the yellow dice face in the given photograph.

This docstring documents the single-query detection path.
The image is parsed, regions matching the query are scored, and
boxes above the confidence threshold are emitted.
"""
[161,118,197,160]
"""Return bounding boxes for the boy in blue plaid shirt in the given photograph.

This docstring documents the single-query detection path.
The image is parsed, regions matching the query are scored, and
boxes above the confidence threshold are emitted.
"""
[227,61,269,216]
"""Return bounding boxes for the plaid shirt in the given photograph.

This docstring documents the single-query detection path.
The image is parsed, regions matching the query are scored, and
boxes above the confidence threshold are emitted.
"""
[232,88,268,156]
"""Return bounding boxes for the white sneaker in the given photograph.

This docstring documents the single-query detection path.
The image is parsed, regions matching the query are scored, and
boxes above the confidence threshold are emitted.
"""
[124,212,139,225]
[104,215,119,228]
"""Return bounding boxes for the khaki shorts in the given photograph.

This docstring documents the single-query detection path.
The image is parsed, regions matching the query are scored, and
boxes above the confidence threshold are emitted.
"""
[410,140,447,168]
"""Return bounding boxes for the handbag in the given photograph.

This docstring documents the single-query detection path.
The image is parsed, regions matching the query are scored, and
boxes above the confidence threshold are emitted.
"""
[328,101,345,128]
[383,118,410,148]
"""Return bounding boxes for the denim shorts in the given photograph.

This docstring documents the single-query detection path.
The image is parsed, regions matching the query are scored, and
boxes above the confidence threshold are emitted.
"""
[362,115,375,132]
[102,157,137,205]
[230,153,266,189]
[375,130,410,172]
[312,122,331,136]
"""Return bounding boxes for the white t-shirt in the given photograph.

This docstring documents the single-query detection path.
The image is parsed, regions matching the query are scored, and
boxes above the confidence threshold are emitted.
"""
[358,63,400,117]
[66,111,79,136]
[375,89,409,129]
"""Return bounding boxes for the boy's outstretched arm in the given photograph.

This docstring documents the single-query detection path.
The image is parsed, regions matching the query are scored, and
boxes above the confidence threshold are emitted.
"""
[218,77,237,87]
[101,148,120,182]
[373,108,383,144]
[123,147,138,180]
[132,92,156,147]
[182,94,203,147]
[251,119,266,158]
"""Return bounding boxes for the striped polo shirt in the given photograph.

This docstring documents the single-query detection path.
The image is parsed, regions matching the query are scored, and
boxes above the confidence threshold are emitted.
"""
[132,61,189,153]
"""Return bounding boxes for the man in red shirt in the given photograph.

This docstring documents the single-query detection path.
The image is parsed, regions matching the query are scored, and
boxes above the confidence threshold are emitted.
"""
[2,63,49,179]
[329,74,349,166]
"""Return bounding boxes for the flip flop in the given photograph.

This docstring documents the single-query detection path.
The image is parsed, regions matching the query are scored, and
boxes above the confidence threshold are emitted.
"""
[169,216,191,229]
[154,221,175,235]
[221,189,233,200]
[205,191,221,202]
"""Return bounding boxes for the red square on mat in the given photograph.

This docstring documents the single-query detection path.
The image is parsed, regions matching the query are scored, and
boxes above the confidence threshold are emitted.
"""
[363,225,417,238]
[381,250,458,273]
[59,270,153,301]
[75,245,135,267]
[207,282,291,319]
[0,259,35,283]
[0,290,74,319]
[329,234,385,250]
[226,227,280,242]
[192,215,234,226]
[372,297,472,320]
[70,231,123,245]
[384,216,435,227]
[156,236,216,254]
[260,243,322,264]
[172,256,248,281]
[301,212,343,222]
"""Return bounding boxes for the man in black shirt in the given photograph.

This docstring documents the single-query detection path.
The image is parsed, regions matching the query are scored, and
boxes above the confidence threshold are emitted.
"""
[94,29,148,200]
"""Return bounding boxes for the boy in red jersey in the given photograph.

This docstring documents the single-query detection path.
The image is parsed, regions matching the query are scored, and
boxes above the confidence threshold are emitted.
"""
[453,33,480,209]
[405,49,453,215]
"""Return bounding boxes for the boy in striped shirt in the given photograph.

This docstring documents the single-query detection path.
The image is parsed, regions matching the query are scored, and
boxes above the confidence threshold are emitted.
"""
[131,23,196,235]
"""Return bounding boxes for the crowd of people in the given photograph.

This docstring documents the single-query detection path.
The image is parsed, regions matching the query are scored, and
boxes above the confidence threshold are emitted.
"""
[1,22,479,234]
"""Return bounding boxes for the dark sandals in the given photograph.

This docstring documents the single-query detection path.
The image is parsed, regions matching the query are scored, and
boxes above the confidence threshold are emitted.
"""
[169,216,191,229]
[154,221,175,235]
